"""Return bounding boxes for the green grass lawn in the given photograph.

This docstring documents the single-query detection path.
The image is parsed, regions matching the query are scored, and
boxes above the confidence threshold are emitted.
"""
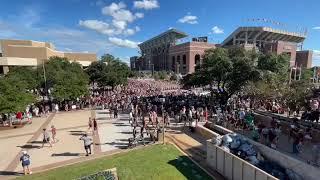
[17,144,213,180]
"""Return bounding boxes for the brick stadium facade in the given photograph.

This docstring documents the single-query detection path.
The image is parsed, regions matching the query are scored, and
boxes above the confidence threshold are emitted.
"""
[131,26,313,74]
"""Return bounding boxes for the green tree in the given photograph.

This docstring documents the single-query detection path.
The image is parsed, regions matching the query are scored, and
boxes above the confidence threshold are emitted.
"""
[0,78,35,116]
[186,47,259,110]
[245,53,291,101]
[44,56,89,101]
[86,54,131,88]
[6,66,42,90]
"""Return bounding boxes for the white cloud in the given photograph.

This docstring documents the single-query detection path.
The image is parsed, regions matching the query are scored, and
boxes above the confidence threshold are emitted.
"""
[211,26,224,34]
[178,15,198,24]
[102,2,143,23]
[313,27,320,30]
[133,0,159,10]
[135,12,144,18]
[108,37,139,48]
[84,2,143,36]
[112,20,127,30]
[79,20,116,36]
[0,7,113,56]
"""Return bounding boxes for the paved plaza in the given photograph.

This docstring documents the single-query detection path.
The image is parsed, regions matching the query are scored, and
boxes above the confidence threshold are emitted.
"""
[0,109,134,178]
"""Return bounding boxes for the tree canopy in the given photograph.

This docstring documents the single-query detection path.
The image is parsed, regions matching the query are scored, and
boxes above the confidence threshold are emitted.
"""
[185,47,260,109]
[86,54,131,88]
[44,56,89,101]
[0,78,35,114]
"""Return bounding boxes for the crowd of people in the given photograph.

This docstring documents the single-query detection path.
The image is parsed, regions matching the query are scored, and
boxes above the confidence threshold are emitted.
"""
[8,78,320,175]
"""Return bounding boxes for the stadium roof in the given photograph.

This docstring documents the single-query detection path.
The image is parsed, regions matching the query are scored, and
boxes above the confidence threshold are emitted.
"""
[139,29,188,47]
[221,26,306,47]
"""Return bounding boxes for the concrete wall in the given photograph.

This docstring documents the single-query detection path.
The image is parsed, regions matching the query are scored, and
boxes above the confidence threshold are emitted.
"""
[296,50,313,68]
[207,140,278,180]
[196,125,220,139]
[254,111,320,143]
[0,39,97,66]
[64,52,97,62]
[5,46,47,61]
[0,57,38,66]
[210,124,320,180]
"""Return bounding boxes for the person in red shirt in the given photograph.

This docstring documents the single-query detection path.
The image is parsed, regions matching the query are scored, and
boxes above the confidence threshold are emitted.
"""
[16,112,23,125]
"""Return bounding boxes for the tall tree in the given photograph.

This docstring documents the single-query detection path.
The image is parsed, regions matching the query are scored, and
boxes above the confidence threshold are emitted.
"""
[6,66,42,90]
[44,56,89,101]
[0,78,35,114]
[186,47,259,110]
[86,54,131,88]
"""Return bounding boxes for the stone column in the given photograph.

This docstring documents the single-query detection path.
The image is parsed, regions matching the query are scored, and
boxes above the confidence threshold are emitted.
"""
[3,66,9,74]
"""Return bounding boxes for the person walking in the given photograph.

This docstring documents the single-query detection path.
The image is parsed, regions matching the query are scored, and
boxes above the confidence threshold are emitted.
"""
[51,125,57,143]
[88,117,93,131]
[114,106,118,118]
[93,118,98,136]
[20,151,32,175]
[41,128,52,148]
[79,134,92,156]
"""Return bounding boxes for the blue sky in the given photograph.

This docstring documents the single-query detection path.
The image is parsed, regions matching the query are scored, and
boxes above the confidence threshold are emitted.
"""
[0,0,319,65]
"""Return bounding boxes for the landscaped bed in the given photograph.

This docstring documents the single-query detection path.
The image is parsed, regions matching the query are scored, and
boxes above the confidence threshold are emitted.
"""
[17,144,213,180]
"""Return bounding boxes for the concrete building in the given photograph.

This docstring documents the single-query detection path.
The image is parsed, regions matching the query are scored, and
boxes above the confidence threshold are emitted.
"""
[132,26,313,75]
[0,39,97,74]
[136,29,215,74]
[296,50,313,68]
[169,41,215,74]
[138,29,188,72]
[221,27,306,66]
[130,56,139,70]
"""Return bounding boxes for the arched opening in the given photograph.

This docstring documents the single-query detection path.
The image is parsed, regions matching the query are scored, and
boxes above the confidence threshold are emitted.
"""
[177,55,181,64]
[195,54,201,65]
[195,54,201,71]
[183,55,186,64]
[172,56,175,71]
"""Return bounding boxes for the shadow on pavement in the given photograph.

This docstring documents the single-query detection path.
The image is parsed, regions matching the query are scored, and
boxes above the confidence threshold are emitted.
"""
[96,117,109,120]
[114,124,130,127]
[17,144,41,149]
[28,140,43,144]
[0,171,24,176]
[51,152,81,157]
[69,130,86,136]
[112,122,124,125]
[97,112,109,114]
[69,130,85,133]
[118,131,132,134]
[70,132,86,136]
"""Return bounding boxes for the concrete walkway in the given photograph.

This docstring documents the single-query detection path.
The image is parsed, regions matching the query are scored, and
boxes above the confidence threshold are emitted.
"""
[0,109,136,179]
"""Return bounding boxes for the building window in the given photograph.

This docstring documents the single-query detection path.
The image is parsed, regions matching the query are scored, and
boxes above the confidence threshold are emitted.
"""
[195,54,201,65]
[172,56,175,71]
[177,55,181,64]
[183,55,186,64]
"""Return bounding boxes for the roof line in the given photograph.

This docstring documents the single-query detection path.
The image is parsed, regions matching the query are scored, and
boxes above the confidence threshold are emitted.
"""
[139,29,188,46]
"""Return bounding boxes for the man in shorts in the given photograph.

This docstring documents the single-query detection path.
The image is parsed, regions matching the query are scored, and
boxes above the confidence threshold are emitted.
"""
[20,151,32,175]
[79,134,92,156]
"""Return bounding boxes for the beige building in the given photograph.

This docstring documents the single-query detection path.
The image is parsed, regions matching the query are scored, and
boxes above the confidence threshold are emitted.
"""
[0,39,97,74]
